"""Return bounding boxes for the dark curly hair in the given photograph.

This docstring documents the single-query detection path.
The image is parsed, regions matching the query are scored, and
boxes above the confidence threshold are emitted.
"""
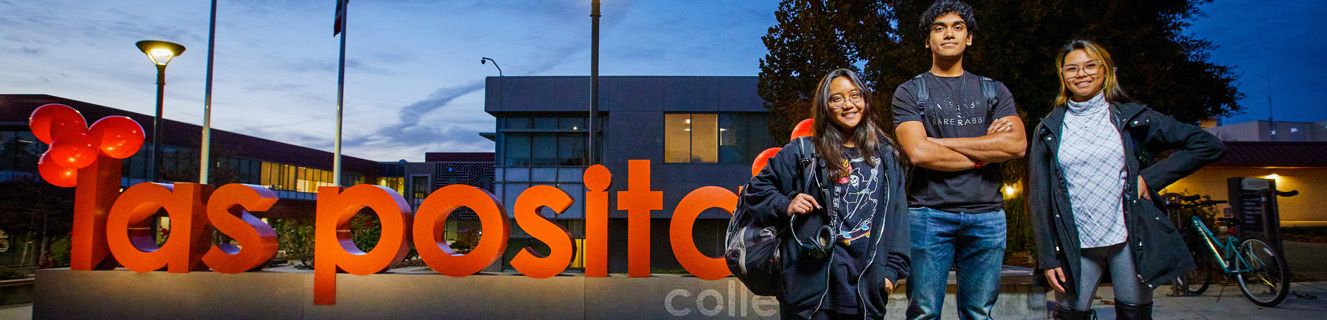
[917,0,977,40]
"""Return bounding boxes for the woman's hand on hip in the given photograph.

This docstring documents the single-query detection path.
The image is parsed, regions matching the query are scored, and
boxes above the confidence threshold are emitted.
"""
[1046,267,1068,293]
[1139,176,1151,200]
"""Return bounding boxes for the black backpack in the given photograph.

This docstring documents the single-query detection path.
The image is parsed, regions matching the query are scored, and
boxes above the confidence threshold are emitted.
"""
[725,137,822,296]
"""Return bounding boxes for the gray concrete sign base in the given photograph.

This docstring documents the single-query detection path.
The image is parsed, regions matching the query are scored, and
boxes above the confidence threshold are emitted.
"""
[33,267,1052,319]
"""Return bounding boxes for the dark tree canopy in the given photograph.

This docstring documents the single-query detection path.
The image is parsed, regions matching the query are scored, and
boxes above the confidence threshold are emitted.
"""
[757,0,893,140]
[758,0,1243,140]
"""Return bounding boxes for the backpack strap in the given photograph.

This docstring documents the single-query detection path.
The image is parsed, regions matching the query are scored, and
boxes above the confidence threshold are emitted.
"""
[794,137,834,215]
[909,75,929,123]
[909,74,929,104]
[979,76,999,121]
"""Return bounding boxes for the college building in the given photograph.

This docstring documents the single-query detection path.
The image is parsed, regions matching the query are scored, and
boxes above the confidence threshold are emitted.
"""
[484,76,778,272]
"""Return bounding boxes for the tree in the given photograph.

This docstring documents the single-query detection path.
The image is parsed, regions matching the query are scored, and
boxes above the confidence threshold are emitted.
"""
[757,0,894,139]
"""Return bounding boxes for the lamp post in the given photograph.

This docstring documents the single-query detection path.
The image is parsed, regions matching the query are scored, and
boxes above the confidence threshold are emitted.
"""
[480,57,502,77]
[590,0,600,165]
[136,40,186,182]
[481,57,505,112]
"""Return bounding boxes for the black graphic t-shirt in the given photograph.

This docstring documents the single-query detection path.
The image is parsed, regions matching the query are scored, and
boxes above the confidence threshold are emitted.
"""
[891,72,1016,212]
[825,147,881,313]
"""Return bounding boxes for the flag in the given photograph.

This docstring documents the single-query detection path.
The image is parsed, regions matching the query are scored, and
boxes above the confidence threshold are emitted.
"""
[333,0,348,36]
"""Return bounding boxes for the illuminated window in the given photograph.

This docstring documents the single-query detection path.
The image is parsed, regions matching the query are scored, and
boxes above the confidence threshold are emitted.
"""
[665,113,718,163]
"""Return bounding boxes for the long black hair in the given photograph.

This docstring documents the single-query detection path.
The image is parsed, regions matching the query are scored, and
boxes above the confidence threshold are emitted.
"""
[810,68,900,177]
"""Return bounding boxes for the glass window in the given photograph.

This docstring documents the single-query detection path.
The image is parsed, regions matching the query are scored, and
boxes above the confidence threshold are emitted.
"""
[505,134,530,167]
[411,175,430,210]
[748,114,778,151]
[718,114,747,165]
[532,134,557,166]
[665,113,719,164]
[533,117,557,130]
[557,167,584,183]
[128,152,146,180]
[665,114,691,163]
[506,117,530,130]
[505,167,529,181]
[691,114,718,163]
[0,132,13,175]
[531,168,556,183]
[558,134,586,166]
[559,117,585,131]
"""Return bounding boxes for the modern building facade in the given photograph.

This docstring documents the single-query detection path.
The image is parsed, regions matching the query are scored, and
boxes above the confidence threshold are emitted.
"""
[485,76,778,272]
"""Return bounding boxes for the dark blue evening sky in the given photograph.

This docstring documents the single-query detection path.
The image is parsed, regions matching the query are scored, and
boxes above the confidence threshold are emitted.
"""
[0,0,1318,161]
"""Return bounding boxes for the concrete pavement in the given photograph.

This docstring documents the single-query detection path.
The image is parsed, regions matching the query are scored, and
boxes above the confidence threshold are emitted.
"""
[1087,281,1327,320]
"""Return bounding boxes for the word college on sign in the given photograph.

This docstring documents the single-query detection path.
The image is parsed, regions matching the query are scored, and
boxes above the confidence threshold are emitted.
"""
[32,104,751,306]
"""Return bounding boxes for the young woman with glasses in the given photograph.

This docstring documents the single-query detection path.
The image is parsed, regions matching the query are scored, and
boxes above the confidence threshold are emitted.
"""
[1029,39,1225,319]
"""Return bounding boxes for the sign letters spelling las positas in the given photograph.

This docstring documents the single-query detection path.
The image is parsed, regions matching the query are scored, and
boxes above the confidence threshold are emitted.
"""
[30,104,803,306]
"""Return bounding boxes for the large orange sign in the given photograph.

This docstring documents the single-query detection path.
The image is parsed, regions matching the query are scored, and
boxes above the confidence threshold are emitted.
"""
[34,104,747,305]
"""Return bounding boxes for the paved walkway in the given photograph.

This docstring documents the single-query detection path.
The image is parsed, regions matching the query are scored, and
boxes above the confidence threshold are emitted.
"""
[1087,281,1327,320]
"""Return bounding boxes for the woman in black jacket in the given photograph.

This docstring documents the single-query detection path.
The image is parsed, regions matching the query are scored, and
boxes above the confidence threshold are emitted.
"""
[1030,39,1225,320]
[743,68,910,319]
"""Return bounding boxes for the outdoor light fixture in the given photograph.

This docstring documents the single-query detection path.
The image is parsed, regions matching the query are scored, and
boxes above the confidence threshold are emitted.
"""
[136,40,185,66]
[136,40,186,182]
[481,57,502,77]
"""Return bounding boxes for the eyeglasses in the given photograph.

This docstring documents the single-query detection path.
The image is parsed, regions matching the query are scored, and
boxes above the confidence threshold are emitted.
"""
[1061,60,1103,77]
[829,91,865,110]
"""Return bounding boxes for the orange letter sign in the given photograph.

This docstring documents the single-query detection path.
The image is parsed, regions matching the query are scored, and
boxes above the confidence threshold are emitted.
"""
[583,165,611,277]
[670,186,737,280]
[618,160,663,277]
[314,185,413,305]
[510,185,575,278]
[106,183,211,273]
[70,158,121,270]
[414,184,510,277]
[202,184,279,274]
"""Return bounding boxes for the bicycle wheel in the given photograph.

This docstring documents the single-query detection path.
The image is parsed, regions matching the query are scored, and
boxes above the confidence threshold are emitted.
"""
[1235,238,1290,307]
[1176,246,1212,295]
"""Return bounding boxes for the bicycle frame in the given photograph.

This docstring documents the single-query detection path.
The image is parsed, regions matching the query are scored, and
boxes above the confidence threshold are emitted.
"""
[1190,216,1255,274]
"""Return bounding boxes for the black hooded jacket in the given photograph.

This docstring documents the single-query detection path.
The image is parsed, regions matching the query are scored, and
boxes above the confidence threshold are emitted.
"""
[742,136,911,318]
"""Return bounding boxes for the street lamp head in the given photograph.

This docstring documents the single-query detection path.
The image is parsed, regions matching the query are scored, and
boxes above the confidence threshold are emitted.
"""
[136,40,186,66]
[481,57,491,64]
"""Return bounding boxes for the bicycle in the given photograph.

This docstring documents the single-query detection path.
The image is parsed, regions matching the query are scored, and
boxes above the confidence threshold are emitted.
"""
[1168,191,1296,307]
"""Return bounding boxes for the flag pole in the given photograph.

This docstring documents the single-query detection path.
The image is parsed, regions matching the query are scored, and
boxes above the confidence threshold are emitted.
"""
[200,0,217,185]
[333,0,347,186]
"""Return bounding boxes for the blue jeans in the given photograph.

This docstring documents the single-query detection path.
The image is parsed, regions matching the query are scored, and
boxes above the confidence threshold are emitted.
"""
[905,207,1006,320]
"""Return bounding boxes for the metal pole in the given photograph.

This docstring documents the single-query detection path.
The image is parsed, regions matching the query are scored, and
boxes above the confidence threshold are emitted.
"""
[200,0,217,185]
[333,2,347,186]
[152,64,165,182]
[590,0,600,165]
